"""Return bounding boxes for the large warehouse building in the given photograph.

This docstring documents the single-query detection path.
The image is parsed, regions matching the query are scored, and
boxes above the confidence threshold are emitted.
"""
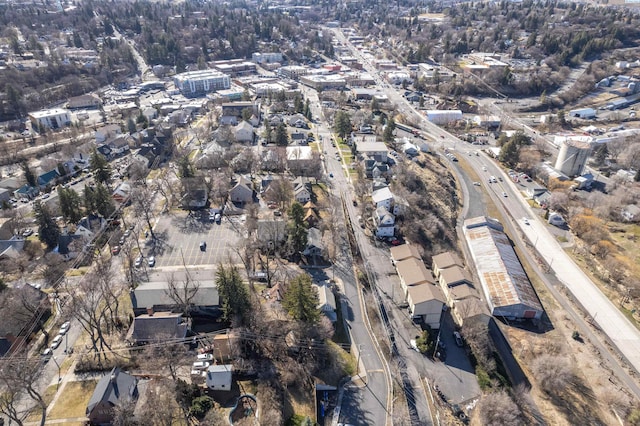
[463,217,544,321]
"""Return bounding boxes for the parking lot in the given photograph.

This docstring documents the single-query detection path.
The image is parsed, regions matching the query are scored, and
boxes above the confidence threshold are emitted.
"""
[148,211,243,268]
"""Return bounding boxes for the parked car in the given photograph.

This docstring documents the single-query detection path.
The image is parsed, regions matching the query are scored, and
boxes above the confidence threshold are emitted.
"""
[134,256,143,267]
[41,348,53,363]
[111,246,121,255]
[147,256,156,267]
[50,335,63,350]
[199,241,207,251]
[453,331,464,347]
[192,361,210,370]
[59,321,70,335]
[124,230,131,237]
[22,229,33,237]
[214,213,221,223]
[197,353,214,362]
[352,200,357,206]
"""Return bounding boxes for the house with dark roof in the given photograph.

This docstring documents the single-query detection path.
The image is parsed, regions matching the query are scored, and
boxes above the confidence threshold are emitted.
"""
[37,169,59,189]
[126,311,189,345]
[130,278,219,317]
[86,367,138,425]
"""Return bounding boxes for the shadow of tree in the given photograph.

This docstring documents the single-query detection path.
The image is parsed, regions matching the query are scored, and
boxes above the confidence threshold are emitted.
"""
[545,377,606,425]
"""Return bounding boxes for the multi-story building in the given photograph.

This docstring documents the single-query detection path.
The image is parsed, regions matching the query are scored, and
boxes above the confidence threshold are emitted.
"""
[173,70,231,97]
[28,108,72,131]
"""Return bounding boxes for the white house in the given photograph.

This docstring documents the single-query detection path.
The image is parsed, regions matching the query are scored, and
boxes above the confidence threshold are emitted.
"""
[95,124,122,143]
[229,176,254,204]
[374,205,395,238]
[205,364,233,391]
[294,184,311,204]
[371,186,394,210]
[357,141,388,162]
[233,121,255,143]
[29,108,72,131]
[314,282,337,322]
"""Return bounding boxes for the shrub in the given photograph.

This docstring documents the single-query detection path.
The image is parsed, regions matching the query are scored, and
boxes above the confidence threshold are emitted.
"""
[476,365,492,390]
[190,396,214,419]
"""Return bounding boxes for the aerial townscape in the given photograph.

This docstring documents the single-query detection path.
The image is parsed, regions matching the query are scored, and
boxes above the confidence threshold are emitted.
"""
[2,0,640,425]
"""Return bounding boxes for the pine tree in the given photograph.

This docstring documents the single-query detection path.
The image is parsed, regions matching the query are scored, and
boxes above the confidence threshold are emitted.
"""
[58,187,84,223]
[90,149,111,185]
[215,264,250,324]
[34,201,60,250]
[275,123,289,146]
[287,202,307,256]
[282,274,320,324]
[383,118,396,143]
[21,160,36,187]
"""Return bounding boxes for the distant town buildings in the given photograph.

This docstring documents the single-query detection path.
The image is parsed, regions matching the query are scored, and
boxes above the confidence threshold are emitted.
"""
[28,108,72,131]
[173,70,231,97]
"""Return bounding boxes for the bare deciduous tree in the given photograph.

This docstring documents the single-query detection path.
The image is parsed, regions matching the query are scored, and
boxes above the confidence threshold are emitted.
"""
[531,354,575,394]
[0,358,48,426]
[165,271,200,317]
[477,391,524,426]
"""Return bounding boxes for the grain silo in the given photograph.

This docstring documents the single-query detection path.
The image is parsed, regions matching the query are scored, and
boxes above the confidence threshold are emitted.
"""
[554,138,592,177]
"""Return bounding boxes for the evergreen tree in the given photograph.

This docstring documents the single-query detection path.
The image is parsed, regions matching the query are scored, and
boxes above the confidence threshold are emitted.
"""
[593,143,608,166]
[20,160,36,187]
[275,123,289,146]
[215,264,251,324]
[84,186,96,213]
[283,274,320,324]
[34,201,60,250]
[90,149,111,185]
[294,94,304,114]
[58,187,84,223]
[304,99,312,120]
[94,183,115,218]
[287,202,308,256]
[334,110,352,139]
[263,124,272,143]
[383,118,396,143]
[499,139,520,168]
[177,155,195,178]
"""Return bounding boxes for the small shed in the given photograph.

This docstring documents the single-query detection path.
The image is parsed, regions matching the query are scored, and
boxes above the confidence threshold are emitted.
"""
[206,364,233,391]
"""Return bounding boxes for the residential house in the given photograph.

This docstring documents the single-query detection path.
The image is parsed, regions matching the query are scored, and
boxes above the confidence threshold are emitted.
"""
[374,206,395,238]
[395,256,436,296]
[0,189,10,206]
[112,182,131,204]
[95,124,122,144]
[303,227,324,258]
[286,114,309,128]
[233,121,255,143]
[96,144,113,161]
[260,174,274,193]
[205,364,233,391]
[221,101,260,124]
[13,184,39,201]
[431,251,464,280]
[130,278,219,317]
[364,159,389,179]
[438,265,472,289]
[86,367,138,425]
[75,215,106,239]
[255,220,286,250]
[291,131,307,145]
[126,311,188,345]
[36,170,59,189]
[133,142,163,168]
[303,208,319,226]
[314,281,337,322]
[294,183,312,204]
[357,141,389,163]
[286,146,313,170]
[0,284,50,357]
[389,243,421,264]
[407,283,445,329]
[107,135,131,156]
[229,175,254,205]
[371,186,394,211]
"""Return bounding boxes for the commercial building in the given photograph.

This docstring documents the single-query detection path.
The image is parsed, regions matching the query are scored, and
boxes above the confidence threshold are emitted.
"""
[463,217,544,321]
[425,110,463,125]
[252,52,283,64]
[173,70,231,97]
[28,108,72,131]
[356,141,389,163]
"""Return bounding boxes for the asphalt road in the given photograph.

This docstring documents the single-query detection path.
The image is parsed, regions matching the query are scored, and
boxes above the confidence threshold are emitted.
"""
[304,89,392,425]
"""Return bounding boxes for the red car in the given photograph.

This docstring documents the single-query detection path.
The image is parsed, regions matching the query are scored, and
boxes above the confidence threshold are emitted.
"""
[111,246,121,255]
[390,239,401,246]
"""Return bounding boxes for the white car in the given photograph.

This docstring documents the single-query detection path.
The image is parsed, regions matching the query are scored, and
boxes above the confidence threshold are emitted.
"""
[192,361,210,370]
[147,256,156,267]
[523,217,530,225]
[41,348,53,362]
[59,321,71,335]
[197,353,214,362]
[50,334,63,350]
[134,256,143,267]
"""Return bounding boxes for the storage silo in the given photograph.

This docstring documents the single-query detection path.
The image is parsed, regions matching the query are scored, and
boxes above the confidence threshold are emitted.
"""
[554,139,592,177]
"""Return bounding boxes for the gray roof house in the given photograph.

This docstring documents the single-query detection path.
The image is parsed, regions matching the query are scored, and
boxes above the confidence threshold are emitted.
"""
[131,279,219,316]
[229,176,254,205]
[303,227,324,258]
[126,311,189,345]
[86,367,138,425]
